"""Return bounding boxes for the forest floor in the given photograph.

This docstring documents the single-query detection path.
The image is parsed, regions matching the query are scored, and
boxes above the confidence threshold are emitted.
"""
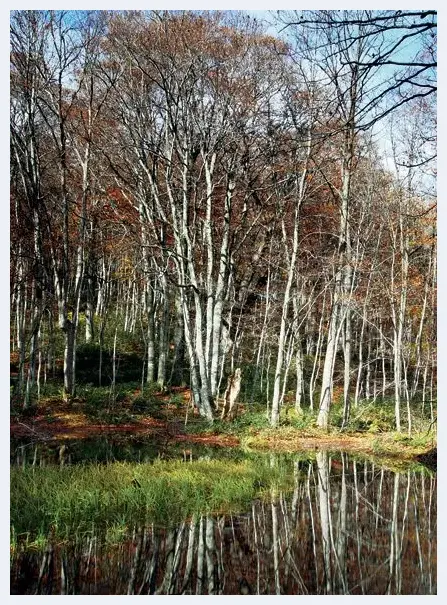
[10,386,241,447]
[10,386,436,469]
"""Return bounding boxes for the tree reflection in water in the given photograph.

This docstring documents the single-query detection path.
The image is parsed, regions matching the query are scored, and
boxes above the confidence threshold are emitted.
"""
[11,452,436,595]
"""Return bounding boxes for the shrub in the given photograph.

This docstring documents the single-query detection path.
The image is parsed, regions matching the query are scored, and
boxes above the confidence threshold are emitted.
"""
[344,401,396,433]
[284,408,317,431]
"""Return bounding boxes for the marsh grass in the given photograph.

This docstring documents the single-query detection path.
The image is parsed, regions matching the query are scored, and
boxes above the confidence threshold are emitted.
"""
[11,457,294,549]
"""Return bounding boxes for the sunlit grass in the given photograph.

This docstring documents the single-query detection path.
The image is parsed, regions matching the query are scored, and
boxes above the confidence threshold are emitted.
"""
[11,457,294,549]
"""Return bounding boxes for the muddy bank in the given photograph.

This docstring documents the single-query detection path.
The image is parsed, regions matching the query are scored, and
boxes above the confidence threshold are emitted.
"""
[10,398,436,466]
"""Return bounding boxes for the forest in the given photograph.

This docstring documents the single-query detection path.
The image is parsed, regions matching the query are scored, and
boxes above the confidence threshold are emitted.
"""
[10,10,437,595]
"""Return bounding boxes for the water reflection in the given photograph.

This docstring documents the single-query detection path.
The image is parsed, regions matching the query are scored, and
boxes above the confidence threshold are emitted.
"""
[10,435,242,466]
[10,451,436,595]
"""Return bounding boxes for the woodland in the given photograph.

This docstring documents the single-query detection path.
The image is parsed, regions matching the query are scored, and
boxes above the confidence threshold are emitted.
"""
[10,9,436,432]
[10,9,437,596]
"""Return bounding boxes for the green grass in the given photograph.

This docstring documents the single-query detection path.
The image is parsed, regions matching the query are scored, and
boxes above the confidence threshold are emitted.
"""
[185,409,271,437]
[184,396,435,440]
[11,456,295,549]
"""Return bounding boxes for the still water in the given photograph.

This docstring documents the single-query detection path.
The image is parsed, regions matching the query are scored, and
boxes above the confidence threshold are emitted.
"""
[10,438,436,595]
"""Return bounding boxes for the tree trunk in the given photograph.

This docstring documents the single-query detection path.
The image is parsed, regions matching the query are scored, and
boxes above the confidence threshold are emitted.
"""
[157,274,169,388]
[169,291,185,386]
[146,285,156,384]
[63,321,76,399]
[271,133,311,426]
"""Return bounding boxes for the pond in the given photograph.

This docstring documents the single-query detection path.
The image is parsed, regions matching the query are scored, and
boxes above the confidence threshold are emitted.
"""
[10,437,436,595]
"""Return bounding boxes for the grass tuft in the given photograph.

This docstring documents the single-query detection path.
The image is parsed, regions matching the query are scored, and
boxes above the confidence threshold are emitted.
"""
[11,456,294,549]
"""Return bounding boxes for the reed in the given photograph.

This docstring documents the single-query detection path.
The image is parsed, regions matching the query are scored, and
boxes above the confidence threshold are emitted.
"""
[11,456,294,548]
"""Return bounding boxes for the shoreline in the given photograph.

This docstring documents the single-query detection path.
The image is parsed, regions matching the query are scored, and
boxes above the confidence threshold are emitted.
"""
[10,412,436,470]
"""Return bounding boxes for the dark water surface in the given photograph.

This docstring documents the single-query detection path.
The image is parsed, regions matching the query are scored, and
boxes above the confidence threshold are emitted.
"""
[10,438,436,595]
[10,434,245,466]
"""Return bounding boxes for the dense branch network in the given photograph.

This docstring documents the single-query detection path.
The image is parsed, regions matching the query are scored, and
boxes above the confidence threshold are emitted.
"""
[10,9,436,432]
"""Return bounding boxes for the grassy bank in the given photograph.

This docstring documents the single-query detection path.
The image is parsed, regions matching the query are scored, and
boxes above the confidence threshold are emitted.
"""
[11,456,296,549]
[11,382,436,467]
[241,428,435,466]
[183,403,436,463]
